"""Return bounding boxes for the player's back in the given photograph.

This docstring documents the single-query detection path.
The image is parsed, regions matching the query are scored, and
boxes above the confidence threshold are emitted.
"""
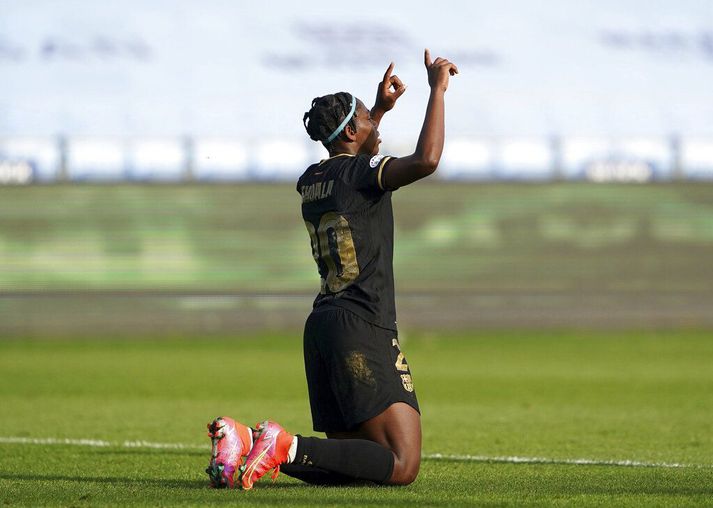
[297,153,398,331]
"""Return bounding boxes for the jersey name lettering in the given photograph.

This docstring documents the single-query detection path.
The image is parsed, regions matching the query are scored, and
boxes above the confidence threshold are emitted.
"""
[301,179,335,203]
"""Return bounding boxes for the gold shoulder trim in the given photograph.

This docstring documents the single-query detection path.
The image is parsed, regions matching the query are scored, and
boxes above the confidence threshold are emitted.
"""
[319,153,355,166]
[377,156,392,191]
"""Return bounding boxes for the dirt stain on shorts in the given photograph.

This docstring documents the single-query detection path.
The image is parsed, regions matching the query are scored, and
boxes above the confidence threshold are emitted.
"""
[345,351,377,388]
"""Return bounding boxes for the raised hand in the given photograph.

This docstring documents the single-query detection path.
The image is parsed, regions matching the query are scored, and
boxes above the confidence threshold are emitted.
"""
[379,49,457,190]
[424,49,458,92]
[373,62,407,113]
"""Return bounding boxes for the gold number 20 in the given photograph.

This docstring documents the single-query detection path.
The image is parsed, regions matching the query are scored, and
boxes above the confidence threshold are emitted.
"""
[305,212,359,293]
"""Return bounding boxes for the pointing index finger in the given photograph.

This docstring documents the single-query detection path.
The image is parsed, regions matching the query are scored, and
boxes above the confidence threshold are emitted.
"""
[383,62,394,81]
[424,48,432,67]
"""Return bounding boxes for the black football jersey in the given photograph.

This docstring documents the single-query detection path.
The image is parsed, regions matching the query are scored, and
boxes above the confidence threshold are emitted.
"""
[297,153,398,331]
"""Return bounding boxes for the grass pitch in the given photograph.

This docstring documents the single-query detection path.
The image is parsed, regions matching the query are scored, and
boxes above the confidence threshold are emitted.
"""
[1,330,712,506]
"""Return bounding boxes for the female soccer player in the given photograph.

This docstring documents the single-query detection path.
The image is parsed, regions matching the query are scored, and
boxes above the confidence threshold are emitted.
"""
[206,49,457,489]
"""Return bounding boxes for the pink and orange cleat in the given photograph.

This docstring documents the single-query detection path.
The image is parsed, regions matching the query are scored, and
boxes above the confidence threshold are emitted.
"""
[238,420,294,490]
[205,416,253,488]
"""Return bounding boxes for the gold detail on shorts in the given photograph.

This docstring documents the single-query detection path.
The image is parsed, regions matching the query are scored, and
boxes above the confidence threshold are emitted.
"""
[345,351,376,388]
[392,338,409,372]
[400,374,414,392]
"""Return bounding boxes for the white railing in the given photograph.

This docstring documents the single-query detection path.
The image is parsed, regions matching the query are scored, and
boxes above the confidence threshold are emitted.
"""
[1,135,712,184]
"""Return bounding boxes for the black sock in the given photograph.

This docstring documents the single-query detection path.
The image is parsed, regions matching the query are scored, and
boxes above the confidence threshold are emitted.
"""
[292,436,394,484]
[280,464,356,486]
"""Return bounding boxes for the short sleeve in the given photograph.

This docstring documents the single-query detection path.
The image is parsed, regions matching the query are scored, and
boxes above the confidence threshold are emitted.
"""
[343,154,397,193]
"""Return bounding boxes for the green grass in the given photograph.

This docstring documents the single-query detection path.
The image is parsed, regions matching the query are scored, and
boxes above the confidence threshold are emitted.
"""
[1,331,713,506]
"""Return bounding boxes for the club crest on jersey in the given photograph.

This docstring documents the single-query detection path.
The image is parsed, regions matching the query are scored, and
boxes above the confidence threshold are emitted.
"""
[369,154,385,168]
[400,374,414,392]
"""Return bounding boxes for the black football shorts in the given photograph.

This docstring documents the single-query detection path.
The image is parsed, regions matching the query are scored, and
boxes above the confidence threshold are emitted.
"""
[302,306,420,433]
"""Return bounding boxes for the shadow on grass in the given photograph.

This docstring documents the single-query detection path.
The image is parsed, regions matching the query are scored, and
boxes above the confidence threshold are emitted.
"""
[3,468,713,501]
[0,473,337,491]
[0,473,208,490]
[0,475,440,508]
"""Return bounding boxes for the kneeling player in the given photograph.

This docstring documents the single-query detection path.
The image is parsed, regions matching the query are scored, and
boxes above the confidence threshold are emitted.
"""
[207,49,458,489]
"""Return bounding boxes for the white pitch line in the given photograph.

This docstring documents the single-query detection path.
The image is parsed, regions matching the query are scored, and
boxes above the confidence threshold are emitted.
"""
[0,436,207,451]
[1,437,710,469]
[0,437,115,447]
[421,453,710,469]
[122,440,208,450]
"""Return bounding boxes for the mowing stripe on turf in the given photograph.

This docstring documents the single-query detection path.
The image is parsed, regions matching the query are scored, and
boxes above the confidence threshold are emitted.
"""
[1,436,710,469]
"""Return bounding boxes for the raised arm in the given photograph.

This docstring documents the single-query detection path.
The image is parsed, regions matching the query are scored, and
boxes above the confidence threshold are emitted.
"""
[382,49,458,190]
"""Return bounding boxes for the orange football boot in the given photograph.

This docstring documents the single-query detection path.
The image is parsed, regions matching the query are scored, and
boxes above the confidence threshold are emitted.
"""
[238,420,294,490]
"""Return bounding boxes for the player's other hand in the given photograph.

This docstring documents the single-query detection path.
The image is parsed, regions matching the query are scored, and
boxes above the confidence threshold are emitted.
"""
[424,49,458,92]
[374,62,407,113]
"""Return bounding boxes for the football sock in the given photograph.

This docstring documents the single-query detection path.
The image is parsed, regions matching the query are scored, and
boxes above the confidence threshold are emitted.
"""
[289,435,394,484]
[280,464,356,486]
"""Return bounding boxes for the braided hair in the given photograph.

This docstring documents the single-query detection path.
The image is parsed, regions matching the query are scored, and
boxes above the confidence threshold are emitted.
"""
[302,92,357,147]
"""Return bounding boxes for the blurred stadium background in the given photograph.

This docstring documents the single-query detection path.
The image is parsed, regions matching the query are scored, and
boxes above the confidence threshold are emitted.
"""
[1,0,713,337]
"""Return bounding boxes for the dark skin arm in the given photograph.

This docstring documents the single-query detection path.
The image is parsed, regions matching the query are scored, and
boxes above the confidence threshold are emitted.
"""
[382,49,458,190]
[370,62,406,128]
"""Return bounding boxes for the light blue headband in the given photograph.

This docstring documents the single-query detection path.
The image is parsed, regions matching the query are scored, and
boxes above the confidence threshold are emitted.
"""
[325,95,356,144]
